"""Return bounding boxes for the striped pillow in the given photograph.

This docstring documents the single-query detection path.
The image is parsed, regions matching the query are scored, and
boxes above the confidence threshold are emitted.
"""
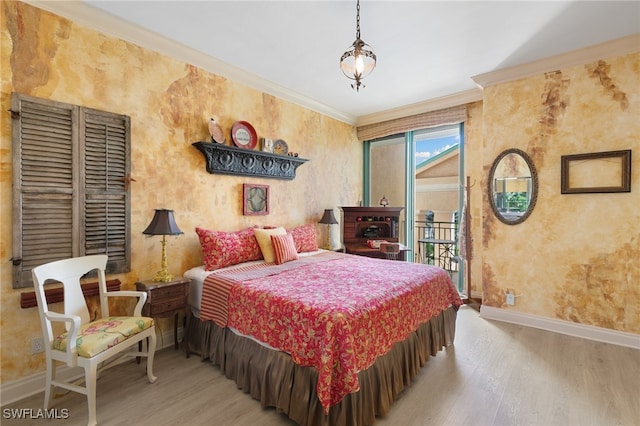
[270,233,298,265]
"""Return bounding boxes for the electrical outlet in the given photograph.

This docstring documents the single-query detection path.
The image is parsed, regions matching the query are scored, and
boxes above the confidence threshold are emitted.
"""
[31,336,44,354]
[506,291,515,306]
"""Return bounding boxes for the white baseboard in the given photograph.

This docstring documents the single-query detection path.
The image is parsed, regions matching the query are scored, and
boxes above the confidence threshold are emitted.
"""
[480,305,640,350]
[0,327,180,407]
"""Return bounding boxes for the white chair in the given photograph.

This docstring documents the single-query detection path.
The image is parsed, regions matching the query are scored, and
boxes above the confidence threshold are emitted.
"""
[32,255,157,426]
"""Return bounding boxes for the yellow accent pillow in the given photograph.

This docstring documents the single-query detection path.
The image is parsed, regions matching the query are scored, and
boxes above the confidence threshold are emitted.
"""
[254,227,286,263]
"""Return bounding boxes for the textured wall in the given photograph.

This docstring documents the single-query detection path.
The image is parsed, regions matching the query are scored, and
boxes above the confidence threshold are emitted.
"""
[0,3,361,383]
[480,53,639,333]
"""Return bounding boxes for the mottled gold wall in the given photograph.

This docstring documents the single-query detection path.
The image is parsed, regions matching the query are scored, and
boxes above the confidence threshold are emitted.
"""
[480,53,639,333]
[0,3,362,383]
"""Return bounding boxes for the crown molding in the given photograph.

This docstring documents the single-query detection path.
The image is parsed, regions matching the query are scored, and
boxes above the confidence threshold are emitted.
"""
[20,2,639,128]
[472,33,640,89]
[21,0,357,125]
[356,89,483,127]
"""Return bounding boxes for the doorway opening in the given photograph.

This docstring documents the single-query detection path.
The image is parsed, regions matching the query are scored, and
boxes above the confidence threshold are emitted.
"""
[365,123,464,292]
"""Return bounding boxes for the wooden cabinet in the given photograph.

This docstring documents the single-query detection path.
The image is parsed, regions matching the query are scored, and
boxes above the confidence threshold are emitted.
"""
[339,206,407,260]
[135,277,191,356]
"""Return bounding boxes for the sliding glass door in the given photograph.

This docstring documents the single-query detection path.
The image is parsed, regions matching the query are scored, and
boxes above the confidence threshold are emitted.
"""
[365,133,410,247]
[364,124,464,292]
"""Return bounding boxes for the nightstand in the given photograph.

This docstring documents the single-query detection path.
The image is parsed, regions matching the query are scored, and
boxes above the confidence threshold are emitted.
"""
[135,276,191,357]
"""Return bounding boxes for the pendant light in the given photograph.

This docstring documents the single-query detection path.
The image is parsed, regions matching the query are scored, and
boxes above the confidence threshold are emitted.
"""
[339,0,376,91]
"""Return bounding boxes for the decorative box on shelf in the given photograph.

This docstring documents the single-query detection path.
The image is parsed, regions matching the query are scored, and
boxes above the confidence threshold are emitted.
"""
[192,142,308,180]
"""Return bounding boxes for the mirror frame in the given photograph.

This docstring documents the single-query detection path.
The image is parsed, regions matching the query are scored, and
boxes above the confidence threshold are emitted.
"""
[488,148,538,225]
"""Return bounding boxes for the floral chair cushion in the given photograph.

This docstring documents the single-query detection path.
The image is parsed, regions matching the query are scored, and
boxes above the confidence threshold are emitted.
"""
[53,316,154,358]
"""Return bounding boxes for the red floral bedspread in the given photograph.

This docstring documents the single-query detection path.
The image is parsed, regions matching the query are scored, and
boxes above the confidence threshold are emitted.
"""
[202,252,462,412]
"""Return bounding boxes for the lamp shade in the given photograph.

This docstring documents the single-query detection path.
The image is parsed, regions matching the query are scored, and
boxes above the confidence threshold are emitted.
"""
[318,209,338,225]
[143,209,183,236]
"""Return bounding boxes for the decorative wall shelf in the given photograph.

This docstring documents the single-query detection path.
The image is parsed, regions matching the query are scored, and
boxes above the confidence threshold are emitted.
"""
[193,142,308,180]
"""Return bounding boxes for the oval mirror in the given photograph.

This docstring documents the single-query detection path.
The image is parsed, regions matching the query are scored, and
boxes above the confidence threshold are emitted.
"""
[488,148,538,225]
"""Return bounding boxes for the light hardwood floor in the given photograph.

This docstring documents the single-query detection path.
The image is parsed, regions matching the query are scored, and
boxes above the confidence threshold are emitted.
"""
[3,306,638,426]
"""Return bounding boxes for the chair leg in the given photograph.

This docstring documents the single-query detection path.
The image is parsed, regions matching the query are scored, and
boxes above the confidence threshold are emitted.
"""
[146,331,158,383]
[85,363,98,426]
[44,358,55,409]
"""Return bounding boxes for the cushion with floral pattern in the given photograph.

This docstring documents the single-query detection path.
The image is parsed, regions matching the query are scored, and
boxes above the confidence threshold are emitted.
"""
[288,223,319,253]
[53,316,154,358]
[197,226,263,271]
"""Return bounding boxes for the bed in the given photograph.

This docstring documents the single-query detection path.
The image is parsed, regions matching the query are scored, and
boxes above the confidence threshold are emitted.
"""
[184,225,462,426]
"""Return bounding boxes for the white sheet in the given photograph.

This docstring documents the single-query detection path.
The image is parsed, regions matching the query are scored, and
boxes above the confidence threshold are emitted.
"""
[183,249,328,317]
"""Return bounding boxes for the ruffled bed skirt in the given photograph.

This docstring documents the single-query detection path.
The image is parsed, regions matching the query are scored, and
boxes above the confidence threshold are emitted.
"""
[186,306,457,426]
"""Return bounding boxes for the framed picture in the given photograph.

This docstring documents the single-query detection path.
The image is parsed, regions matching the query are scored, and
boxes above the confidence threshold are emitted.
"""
[243,184,269,215]
[561,150,631,194]
[262,138,273,153]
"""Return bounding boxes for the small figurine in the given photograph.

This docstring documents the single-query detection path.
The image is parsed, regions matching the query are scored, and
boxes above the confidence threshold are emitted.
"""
[380,195,389,207]
[208,117,226,144]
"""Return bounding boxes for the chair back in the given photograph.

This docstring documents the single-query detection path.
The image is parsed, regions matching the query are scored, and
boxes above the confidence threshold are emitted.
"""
[32,255,109,338]
[379,242,401,260]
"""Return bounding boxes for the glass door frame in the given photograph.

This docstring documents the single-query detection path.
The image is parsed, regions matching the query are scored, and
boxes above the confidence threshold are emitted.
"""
[363,132,414,251]
[363,124,465,292]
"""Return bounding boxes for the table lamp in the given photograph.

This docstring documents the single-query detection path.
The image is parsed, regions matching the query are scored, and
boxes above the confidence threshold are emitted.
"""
[143,209,183,282]
[318,208,338,250]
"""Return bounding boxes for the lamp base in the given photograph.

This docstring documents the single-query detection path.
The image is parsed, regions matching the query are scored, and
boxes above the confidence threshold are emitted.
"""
[153,235,173,282]
[153,269,174,283]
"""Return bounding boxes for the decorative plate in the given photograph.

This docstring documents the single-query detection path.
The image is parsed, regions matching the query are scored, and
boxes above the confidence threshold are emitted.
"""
[208,117,226,144]
[231,121,258,149]
[272,139,288,155]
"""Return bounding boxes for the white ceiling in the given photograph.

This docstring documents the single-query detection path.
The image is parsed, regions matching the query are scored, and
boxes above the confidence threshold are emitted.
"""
[30,1,640,124]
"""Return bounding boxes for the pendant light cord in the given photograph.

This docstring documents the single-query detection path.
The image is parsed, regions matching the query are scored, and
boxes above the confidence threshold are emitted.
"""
[355,0,361,40]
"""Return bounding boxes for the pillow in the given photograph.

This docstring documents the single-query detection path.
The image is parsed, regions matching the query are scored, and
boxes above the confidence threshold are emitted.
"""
[196,227,262,271]
[253,227,286,263]
[288,223,319,253]
[271,233,298,265]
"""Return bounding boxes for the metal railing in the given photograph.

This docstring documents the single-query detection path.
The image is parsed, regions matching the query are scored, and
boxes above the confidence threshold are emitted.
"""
[414,220,459,274]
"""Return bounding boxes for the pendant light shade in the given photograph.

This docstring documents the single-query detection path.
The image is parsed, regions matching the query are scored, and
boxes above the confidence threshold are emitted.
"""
[340,0,376,91]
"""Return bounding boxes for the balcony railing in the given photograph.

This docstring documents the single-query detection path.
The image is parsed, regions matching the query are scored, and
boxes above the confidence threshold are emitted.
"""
[414,220,459,275]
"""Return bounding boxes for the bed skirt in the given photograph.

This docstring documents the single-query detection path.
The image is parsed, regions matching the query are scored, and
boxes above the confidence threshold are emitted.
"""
[186,306,457,426]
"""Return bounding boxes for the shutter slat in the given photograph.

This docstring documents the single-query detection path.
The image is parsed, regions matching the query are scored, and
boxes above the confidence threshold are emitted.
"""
[13,94,130,288]
[83,111,130,269]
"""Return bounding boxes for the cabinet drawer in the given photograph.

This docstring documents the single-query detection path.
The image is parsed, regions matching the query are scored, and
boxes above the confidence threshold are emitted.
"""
[150,284,186,301]
[148,298,184,316]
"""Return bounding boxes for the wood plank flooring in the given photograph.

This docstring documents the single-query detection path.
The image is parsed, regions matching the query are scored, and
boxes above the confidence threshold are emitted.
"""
[3,306,638,425]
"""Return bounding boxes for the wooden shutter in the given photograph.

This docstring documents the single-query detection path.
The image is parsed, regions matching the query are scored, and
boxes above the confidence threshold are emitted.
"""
[11,94,79,288]
[80,108,131,274]
[11,94,131,288]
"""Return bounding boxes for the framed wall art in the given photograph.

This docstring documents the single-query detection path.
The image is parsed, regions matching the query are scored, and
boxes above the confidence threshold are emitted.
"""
[243,183,269,215]
[561,149,631,194]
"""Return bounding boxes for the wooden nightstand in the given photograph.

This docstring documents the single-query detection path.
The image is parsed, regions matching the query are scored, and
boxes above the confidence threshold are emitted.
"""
[135,276,191,357]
